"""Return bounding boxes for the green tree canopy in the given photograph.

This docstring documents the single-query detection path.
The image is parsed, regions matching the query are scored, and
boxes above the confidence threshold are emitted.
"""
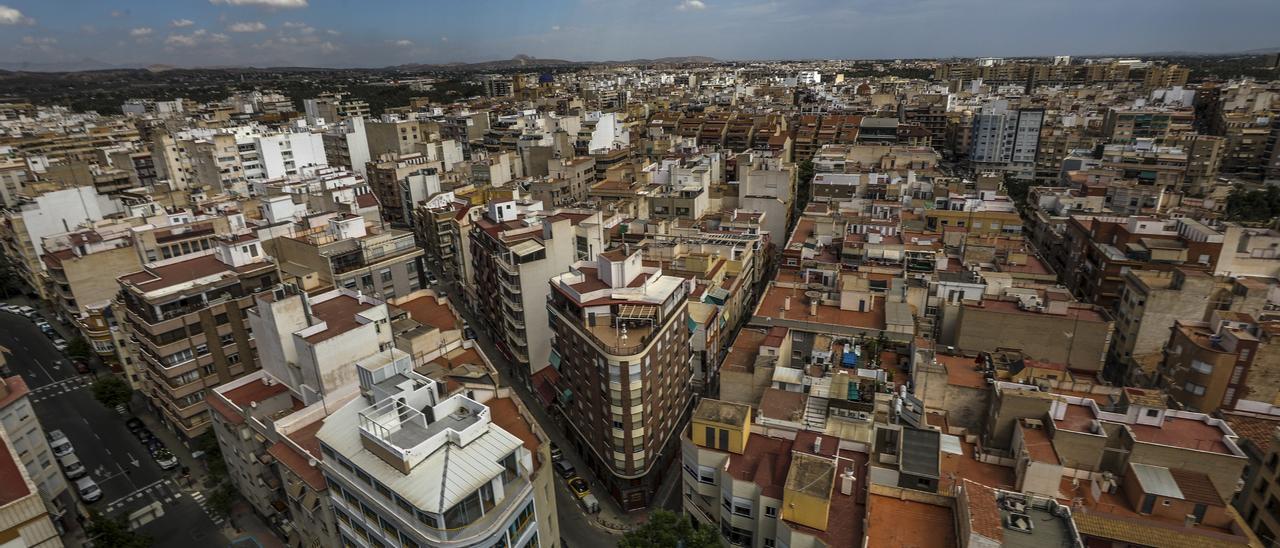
[618,510,720,548]
[66,337,93,361]
[91,375,133,410]
[1225,185,1280,223]
[85,514,152,548]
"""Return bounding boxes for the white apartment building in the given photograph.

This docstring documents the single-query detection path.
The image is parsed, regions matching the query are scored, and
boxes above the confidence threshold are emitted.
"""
[316,357,553,548]
[0,376,68,524]
[969,100,1044,180]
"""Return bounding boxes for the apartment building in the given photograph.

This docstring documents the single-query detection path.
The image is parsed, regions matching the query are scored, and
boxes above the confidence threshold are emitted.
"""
[40,220,143,357]
[411,193,479,286]
[968,101,1044,180]
[1110,268,1217,385]
[1216,224,1280,279]
[470,202,606,384]
[943,290,1112,374]
[1163,314,1280,413]
[0,185,113,298]
[682,398,868,548]
[316,355,557,548]
[546,248,692,510]
[117,234,278,441]
[267,213,424,300]
[1230,418,1280,545]
[1058,216,1224,309]
[0,428,62,547]
[0,376,68,527]
[303,93,370,125]
[365,152,441,225]
[1102,109,1195,143]
[320,117,372,178]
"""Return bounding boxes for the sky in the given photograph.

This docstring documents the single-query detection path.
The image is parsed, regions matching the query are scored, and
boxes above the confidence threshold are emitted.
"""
[0,0,1278,69]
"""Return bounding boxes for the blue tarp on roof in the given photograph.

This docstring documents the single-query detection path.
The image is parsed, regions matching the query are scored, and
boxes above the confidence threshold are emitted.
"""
[841,350,859,368]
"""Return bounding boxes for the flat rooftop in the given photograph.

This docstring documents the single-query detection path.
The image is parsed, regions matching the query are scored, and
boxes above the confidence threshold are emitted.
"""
[865,495,956,548]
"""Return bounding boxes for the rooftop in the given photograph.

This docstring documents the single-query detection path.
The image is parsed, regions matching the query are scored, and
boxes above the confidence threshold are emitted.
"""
[692,398,751,427]
[865,495,956,548]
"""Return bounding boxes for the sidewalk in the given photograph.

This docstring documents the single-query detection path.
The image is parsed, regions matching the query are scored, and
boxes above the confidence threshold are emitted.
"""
[224,500,285,548]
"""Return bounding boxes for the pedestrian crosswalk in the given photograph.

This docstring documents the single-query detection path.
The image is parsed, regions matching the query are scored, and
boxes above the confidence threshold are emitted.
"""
[29,376,94,403]
[101,479,224,526]
[189,488,226,526]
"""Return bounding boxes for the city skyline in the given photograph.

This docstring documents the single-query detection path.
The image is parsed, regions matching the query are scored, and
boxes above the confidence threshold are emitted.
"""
[0,0,1278,69]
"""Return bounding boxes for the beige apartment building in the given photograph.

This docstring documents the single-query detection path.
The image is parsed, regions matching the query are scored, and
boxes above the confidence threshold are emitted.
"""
[267,213,424,300]
[547,248,693,510]
[117,234,279,441]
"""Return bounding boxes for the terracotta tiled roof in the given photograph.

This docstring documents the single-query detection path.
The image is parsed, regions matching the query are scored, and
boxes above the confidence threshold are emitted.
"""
[962,480,1003,543]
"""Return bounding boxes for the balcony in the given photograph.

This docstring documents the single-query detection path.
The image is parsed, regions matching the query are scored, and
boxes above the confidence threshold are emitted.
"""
[498,276,521,296]
[500,291,523,312]
[548,300,657,356]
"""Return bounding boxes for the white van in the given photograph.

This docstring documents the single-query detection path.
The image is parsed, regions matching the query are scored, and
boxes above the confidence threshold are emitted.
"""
[58,454,86,480]
[49,435,73,458]
[75,477,102,503]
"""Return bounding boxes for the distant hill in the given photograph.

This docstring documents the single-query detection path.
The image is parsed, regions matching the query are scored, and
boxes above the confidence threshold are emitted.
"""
[387,54,721,72]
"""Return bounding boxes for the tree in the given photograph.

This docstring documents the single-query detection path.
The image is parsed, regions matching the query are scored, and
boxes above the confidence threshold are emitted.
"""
[194,431,227,481]
[618,510,720,548]
[206,482,237,520]
[85,514,151,548]
[91,375,133,410]
[66,337,93,362]
[1225,185,1280,223]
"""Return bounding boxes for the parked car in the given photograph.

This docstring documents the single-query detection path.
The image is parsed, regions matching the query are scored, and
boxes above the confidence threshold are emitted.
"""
[579,493,600,514]
[59,454,86,480]
[568,477,591,499]
[34,320,52,333]
[49,433,73,457]
[51,339,68,352]
[153,449,179,470]
[147,439,166,456]
[125,417,145,434]
[73,361,90,374]
[75,477,102,503]
[553,460,576,479]
[464,327,478,340]
[17,306,36,319]
[549,443,563,462]
[134,427,153,444]
[0,305,20,314]
[47,429,66,443]
[426,272,439,285]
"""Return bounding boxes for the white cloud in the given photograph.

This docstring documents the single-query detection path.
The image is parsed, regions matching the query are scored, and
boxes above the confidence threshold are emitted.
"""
[0,5,34,25]
[551,25,561,31]
[110,9,126,18]
[227,21,266,32]
[325,29,340,36]
[165,34,198,47]
[282,21,306,28]
[676,0,706,10]
[440,36,448,42]
[21,36,55,45]
[210,33,230,43]
[171,19,195,27]
[209,0,308,8]
[130,27,153,37]
[393,39,413,47]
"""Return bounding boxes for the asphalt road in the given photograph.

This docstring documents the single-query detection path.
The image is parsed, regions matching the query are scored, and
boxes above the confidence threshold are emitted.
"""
[0,306,223,546]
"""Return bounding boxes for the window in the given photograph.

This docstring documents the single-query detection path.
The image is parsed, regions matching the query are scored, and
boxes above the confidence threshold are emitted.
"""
[380,268,393,283]
[416,510,438,529]
[765,506,778,518]
[1145,409,1159,418]
[732,497,753,518]
[697,465,717,485]
[1190,360,1213,375]
[1183,382,1206,396]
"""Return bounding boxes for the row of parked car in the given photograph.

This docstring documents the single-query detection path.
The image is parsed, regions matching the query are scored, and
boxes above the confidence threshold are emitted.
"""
[46,419,178,505]
[549,443,600,513]
[1,303,90,373]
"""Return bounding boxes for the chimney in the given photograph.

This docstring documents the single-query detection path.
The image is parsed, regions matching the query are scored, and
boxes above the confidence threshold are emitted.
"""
[809,298,819,317]
[1184,514,1198,528]
[783,296,791,311]
[814,436,823,454]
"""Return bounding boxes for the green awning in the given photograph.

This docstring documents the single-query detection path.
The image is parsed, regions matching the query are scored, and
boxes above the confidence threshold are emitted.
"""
[548,348,562,370]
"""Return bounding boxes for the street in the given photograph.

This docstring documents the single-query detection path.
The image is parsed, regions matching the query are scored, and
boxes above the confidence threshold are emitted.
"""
[0,306,224,546]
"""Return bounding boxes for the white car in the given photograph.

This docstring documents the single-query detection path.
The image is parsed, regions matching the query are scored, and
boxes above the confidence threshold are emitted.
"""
[1,305,19,314]
[153,449,179,470]
[17,306,36,319]
[49,433,73,457]
[52,339,68,352]
[75,477,102,503]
